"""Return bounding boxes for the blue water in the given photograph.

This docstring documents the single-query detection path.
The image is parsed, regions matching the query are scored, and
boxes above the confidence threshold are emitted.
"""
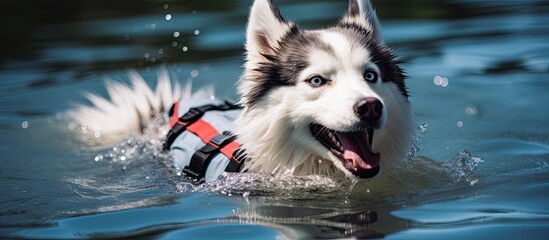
[1,0,548,239]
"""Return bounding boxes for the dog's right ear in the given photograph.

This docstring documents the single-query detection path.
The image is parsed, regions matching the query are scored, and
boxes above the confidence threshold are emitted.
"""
[341,0,382,41]
[245,0,292,59]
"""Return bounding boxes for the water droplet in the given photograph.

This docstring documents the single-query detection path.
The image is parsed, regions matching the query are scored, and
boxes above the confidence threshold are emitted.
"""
[145,176,150,180]
[182,46,188,52]
[457,121,463,128]
[433,75,442,85]
[150,24,156,30]
[94,131,101,138]
[163,3,169,10]
[191,69,199,78]
[193,29,200,35]
[124,34,130,40]
[419,123,428,133]
[120,156,126,161]
[158,48,164,54]
[173,31,180,38]
[150,57,156,63]
[465,106,478,116]
[165,14,172,21]
[469,179,479,186]
[192,10,197,14]
[21,121,29,129]
[172,41,178,47]
[144,52,150,59]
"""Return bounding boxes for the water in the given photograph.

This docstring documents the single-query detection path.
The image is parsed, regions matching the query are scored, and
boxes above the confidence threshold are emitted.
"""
[1,0,548,239]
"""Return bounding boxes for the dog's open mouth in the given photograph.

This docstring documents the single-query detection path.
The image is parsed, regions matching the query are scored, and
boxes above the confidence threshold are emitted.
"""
[310,123,380,178]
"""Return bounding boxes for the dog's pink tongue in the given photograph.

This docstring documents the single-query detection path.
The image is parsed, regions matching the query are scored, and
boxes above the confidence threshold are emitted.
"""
[337,132,380,169]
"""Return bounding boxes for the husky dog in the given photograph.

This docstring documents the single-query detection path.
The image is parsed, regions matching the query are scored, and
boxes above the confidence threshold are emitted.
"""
[71,0,413,181]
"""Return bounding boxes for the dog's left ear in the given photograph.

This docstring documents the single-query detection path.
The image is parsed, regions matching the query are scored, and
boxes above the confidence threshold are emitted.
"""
[341,0,382,41]
[245,0,293,59]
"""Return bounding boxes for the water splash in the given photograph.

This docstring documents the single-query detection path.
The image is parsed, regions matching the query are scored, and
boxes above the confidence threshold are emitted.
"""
[406,123,428,161]
[403,123,484,186]
[92,117,170,166]
[442,151,484,186]
[176,172,342,198]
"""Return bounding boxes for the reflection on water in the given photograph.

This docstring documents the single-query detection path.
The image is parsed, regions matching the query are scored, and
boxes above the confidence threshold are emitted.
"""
[1,0,548,239]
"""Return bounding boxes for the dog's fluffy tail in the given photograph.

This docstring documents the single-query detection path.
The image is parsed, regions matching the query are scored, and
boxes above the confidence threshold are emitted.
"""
[69,70,199,146]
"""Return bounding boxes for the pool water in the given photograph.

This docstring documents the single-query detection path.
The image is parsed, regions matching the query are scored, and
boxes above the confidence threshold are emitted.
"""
[1,0,548,239]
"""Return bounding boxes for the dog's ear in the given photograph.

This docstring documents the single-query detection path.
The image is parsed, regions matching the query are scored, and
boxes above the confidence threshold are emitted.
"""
[341,0,382,40]
[245,0,292,58]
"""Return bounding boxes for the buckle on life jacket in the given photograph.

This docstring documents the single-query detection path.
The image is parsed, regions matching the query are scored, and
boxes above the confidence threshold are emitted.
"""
[179,107,203,124]
[210,131,236,147]
[182,131,237,182]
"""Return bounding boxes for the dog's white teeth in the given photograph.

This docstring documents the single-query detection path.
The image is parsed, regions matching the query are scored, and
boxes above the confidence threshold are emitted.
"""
[326,130,343,151]
[327,131,336,141]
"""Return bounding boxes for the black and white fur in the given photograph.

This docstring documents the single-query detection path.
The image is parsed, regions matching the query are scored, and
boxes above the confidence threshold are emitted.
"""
[70,0,413,180]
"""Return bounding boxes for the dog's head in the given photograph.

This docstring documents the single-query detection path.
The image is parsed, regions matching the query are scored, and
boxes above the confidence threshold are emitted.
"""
[236,0,413,179]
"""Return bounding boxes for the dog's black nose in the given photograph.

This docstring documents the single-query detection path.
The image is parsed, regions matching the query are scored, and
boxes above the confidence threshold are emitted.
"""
[354,97,383,122]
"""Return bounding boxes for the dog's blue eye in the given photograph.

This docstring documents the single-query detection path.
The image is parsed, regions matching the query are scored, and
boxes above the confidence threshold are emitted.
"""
[364,70,378,83]
[307,76,326,87]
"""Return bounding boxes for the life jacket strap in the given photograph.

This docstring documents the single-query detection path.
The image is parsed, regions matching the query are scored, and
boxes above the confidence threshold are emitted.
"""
[164,100,241,150]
